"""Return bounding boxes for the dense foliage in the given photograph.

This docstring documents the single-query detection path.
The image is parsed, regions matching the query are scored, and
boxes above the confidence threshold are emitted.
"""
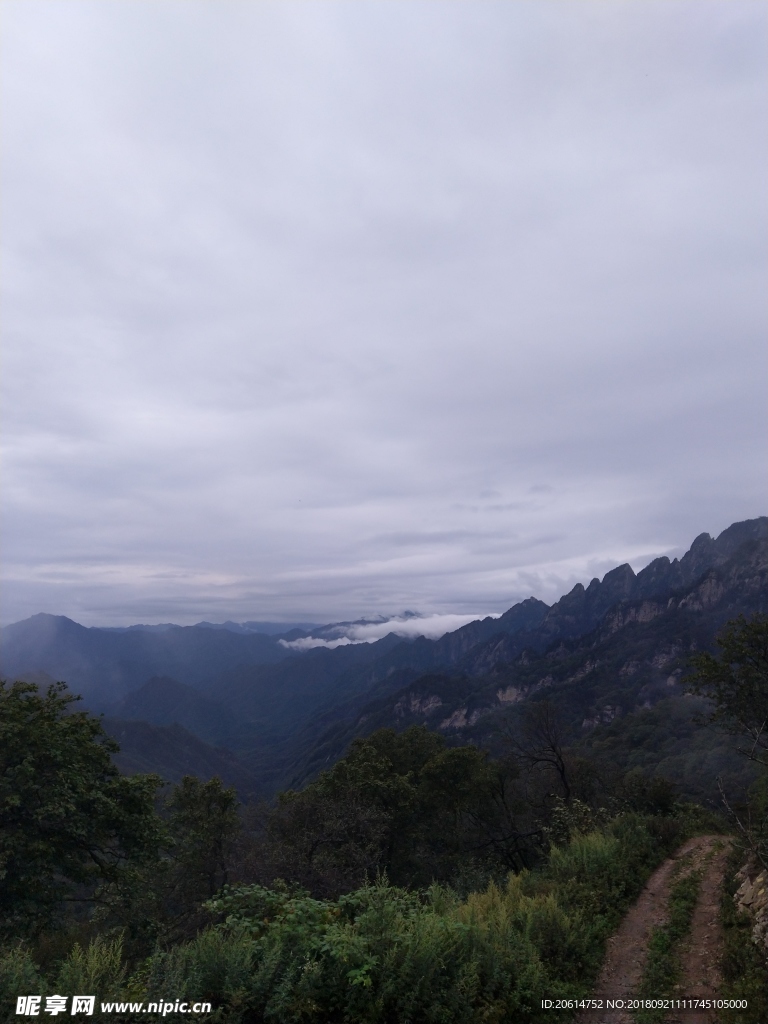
[2,812,688,1023]
[3,611,766,1023]
[687,615,768,867]
[687,613,768,767]
[0,681,164,940]
[238,725,547,898]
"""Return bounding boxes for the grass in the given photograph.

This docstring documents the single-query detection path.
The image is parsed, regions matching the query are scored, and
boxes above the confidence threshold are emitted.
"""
[633,860,703,1024]
[0,814,690,1024]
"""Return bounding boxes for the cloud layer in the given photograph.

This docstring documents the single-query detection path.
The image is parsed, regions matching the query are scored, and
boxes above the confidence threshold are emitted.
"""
[2,1,766,626]
[279,612,501,649]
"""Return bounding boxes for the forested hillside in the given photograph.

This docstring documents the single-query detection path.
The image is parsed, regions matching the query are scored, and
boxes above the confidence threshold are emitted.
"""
[2,522,767,1019]
[2,610,767,1022]
[2,518,766,801]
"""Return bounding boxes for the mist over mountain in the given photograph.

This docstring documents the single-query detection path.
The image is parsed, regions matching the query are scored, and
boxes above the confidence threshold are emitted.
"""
[195,620,323,636]
[2,517,766,796]
[0,615,293,707]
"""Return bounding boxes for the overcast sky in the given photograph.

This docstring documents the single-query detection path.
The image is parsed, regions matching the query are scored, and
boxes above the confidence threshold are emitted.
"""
[2,1,766,628]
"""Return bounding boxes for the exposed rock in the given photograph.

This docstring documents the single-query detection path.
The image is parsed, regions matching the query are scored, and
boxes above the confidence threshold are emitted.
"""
[620,661,640,676]
[564,660,598,684]
[604,600,665,634]
[650,645,680,670]
[734,859,768,960]
[440,706,470,729]
[581,705,622,730]
[496,685,523,704]
[438,705,487,730]
[679,573,725,612]
[394,693,443,717]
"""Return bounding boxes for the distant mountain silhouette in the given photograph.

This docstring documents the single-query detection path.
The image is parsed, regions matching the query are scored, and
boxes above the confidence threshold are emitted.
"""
[0,615,291,705]
[285,517,767,797]
[3,516,766,798]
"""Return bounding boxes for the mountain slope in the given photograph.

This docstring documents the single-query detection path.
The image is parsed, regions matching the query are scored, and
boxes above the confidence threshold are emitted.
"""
[0,616,292,706]
[4,517,765,800]
[222,519,768,765]
[110,676,240,747]
[285,522,767,795]
[101,717,261,799]
[454,517,768,675]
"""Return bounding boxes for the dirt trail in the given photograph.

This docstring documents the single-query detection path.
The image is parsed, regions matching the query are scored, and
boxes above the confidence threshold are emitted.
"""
[667,839,731,1024]
[577,835,728,1024]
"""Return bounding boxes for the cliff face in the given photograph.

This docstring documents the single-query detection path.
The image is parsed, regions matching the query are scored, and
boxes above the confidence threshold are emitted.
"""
[735,860,768,960]
[470,517,766,668]
[286,521,767,795]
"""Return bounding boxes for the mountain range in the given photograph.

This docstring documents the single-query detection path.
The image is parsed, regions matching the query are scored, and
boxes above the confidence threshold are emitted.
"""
[2,516,766,800]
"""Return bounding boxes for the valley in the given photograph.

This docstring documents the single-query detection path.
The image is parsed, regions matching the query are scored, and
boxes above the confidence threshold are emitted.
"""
[2,516,767,1022]
[2,517,766,801]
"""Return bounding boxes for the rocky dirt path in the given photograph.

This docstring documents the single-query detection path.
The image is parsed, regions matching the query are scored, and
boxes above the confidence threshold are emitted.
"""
[577,835,729,1024]
[667,838,731,1024]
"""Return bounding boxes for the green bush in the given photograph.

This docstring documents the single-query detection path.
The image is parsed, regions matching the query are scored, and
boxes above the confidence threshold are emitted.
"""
[2,811,688,1023]
[54,935,128,1006]
[143,879,550,1023]
[120,814,679,1023]
[0,944,46,1021]
[142,929,256,1018]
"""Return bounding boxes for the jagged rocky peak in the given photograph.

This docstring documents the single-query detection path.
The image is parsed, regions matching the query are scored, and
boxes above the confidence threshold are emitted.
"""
[551,582,586,618]
[600,563,636,593]
[585,565,635,597]
[598,517,768,605]
[575,563,637,622]
[555,563,635,613]
[635,555,672,591]
[712,516,768,554]
[497,596,549,630]
[680,531,716,578]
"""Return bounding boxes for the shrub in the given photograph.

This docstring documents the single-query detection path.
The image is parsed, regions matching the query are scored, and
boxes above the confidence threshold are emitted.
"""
[130,813,679,1023]
[6,809,686,1023]
[0,944,47,1021]
[54,935,128,1005]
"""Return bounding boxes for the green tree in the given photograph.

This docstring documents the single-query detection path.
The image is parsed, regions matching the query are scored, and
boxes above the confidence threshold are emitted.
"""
[253,726,542,894]
[687,614,768,868]
[163,776,241,932]
[104,775,242,950]
[253,784,389,897]
[687,614,768,766]
[0,680,164,939]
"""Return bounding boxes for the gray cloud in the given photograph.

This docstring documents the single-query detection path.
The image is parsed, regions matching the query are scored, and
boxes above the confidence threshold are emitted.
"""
[1,1,766,626]
[278,611,503,649]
